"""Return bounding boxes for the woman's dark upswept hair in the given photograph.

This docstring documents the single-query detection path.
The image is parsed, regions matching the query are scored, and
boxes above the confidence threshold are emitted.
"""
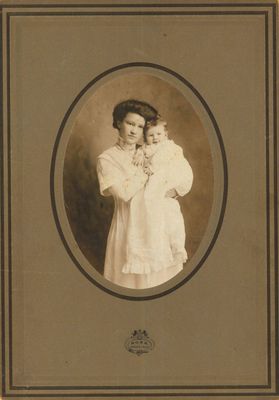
[112,99,158,129]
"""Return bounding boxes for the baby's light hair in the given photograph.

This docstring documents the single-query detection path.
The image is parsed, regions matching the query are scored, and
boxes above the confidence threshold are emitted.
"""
[144,115,168,141]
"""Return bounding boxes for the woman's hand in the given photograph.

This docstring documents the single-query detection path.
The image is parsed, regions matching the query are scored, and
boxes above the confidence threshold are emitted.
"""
[133,150,145,166]
[143,165,154,176]
[165,188,177,198]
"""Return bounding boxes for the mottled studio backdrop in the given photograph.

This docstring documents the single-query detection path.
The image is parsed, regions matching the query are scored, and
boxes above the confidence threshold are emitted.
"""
[63,73,214,275]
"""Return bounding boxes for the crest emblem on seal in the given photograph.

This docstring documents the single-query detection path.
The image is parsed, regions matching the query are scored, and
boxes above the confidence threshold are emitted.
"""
[125,330,155,356]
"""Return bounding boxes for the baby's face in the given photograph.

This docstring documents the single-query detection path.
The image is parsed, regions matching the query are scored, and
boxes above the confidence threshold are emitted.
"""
[145,124,167,145]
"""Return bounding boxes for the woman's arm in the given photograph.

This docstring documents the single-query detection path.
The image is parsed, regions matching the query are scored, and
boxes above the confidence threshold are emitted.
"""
[172,158,193,196]
[163,147,194,197]
[108,170,148,202]
[97,158,148,202]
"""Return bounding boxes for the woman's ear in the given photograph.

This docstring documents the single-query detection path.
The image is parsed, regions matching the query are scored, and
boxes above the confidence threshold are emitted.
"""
[116,120,121,130]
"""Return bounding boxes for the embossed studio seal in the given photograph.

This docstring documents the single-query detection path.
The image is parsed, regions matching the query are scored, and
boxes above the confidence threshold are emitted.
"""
[125,330,155,356]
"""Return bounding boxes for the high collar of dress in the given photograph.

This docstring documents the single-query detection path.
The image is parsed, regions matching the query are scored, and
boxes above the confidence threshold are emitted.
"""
[116,136,137,156]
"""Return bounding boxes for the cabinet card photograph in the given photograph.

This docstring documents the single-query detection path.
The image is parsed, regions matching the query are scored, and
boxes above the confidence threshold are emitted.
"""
[1,1,277,398]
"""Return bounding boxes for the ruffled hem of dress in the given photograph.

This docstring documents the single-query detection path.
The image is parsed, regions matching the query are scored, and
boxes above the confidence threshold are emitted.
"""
[122,249,188,275]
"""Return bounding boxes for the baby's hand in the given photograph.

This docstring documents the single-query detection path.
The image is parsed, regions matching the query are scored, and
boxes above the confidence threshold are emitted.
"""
[133,149,145,166]
[143,147,151,157]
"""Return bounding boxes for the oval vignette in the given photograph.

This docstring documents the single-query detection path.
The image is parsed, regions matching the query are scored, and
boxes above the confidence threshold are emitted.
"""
[51,64,227,300]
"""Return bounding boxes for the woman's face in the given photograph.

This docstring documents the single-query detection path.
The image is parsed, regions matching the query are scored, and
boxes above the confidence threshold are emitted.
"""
[117,112,145,145]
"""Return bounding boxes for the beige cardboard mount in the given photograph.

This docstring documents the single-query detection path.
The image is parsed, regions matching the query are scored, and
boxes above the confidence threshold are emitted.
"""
[0,1,278,399]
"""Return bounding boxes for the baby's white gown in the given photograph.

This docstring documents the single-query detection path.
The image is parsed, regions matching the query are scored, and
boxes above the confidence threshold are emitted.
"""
[97,141,193,289]
[122,140,193,278]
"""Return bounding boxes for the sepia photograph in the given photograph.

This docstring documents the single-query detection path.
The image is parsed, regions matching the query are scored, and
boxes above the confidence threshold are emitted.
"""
[62,72,214,289]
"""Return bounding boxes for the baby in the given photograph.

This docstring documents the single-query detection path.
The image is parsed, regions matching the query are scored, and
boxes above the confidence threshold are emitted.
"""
[122,116,193,276]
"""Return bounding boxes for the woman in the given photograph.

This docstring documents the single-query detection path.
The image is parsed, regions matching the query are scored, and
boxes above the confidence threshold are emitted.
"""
[97,99,190,289]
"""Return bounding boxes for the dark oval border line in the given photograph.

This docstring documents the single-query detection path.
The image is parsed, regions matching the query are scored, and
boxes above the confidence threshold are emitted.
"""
[49,62,228,301]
